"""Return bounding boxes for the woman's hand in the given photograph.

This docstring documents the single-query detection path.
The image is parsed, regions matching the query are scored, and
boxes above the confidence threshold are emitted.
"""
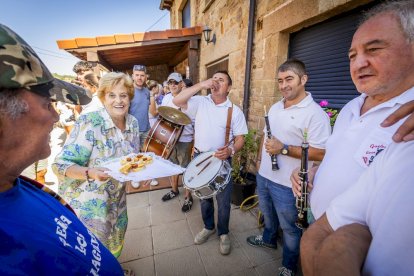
[88,167,110,181]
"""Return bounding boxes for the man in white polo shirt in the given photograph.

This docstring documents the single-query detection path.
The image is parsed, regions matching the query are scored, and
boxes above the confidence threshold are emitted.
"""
[160,72,195,213]
[291,0,414,222]
[246,59,331,276]
[295,1,414,273]
[302,141,414,275]
[173,70,248,255]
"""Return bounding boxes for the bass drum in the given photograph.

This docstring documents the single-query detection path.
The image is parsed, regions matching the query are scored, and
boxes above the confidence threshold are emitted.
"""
[143,106,191,159]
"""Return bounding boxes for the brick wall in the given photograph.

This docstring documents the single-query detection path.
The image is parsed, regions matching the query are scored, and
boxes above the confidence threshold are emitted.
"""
[165,0,373,131]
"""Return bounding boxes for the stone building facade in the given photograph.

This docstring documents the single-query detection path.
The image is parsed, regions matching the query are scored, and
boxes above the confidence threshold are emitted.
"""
[160,0,376,131]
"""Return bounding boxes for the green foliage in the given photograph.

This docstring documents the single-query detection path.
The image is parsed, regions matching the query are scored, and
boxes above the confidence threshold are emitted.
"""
[52,73,76,82]
[231,129,260,185]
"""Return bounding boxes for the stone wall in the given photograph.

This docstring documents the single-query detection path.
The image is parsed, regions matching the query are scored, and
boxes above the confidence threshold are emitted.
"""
[165,0,373,131]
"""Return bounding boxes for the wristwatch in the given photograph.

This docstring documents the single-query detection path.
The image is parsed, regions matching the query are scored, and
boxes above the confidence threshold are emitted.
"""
[281,144,289,155]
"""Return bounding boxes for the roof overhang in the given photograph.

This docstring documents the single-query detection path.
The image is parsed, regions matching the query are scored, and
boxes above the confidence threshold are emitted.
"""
[57,26,201,72]
[159,0,174,10]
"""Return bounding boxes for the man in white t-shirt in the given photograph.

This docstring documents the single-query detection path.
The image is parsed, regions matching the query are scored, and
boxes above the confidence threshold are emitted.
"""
[297,1,414,274]
[173,71,248,255]
[246,59,331,276]
[160,72,195,213]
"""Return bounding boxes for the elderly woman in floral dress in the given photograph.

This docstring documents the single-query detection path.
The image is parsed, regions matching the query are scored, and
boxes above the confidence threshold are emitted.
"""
[53,72,140,257]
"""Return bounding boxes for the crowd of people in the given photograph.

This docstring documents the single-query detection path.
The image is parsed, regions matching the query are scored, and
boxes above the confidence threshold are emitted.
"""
[0,1,413,275]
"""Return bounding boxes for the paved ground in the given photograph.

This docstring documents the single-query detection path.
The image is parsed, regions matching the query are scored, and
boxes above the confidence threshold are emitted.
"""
[46,126,291,276]
[118,188,285,276]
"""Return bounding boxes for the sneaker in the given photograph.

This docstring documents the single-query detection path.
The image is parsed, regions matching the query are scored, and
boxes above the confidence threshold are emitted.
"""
[246,235,277,249]
[181,197,193,212]
[194,228,216,244]
[150,179,158,186]
[219,234,231,255]
[278,266,295,276]
[131,181,140,189]
[123,268,135,276]
[162,190,179,201]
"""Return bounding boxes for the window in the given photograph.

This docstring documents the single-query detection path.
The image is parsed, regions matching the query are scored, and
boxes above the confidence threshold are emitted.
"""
[206,57,229,94]
[182,0,191,28]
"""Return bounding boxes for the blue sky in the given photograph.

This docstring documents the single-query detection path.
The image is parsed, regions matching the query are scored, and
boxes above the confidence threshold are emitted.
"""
[1,0,170,75]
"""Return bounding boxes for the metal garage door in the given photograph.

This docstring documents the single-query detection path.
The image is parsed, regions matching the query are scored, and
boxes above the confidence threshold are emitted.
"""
[289,5,377,109]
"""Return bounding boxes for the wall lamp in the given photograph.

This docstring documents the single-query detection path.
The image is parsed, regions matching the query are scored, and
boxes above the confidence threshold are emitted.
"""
[203,26,216,44]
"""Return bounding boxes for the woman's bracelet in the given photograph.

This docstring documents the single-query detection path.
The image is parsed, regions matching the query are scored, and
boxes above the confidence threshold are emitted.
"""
[85,168,94,183]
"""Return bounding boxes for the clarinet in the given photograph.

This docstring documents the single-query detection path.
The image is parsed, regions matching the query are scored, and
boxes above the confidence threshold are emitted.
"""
[264,115,279,171]
[295,130,309,229]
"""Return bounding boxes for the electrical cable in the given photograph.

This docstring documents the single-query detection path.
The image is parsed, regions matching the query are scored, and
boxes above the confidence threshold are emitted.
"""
[145,12,168,32]
[239,195,264,228]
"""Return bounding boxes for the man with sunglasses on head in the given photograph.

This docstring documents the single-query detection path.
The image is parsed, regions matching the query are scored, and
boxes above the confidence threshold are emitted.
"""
[160,73,195,212]
[129,64,157,150]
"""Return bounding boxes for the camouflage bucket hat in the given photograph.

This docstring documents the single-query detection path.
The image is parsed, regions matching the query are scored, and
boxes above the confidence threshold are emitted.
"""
[0,24,91,105]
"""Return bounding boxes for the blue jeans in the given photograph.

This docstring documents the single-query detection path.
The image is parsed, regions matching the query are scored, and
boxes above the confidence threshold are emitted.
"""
[197,152,233,236]
[256,173,301,271]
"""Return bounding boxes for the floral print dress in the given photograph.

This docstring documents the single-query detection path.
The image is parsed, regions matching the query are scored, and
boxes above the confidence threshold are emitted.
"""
[52,107,140,257]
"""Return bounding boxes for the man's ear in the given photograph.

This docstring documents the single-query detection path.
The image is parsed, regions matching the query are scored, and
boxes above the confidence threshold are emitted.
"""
[301,75,308,86]
[226,85,232,95]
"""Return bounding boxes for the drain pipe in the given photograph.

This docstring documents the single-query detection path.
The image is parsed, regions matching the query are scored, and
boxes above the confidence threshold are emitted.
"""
[242,0,257,121]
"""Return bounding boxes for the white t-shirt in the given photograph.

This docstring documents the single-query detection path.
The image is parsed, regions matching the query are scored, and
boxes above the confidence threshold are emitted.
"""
[184,95,248,152]
[258,93,331,188]
[161,93,194,143]
[80,94,103,115]
[326,141,414,275]
[310,87,414,219]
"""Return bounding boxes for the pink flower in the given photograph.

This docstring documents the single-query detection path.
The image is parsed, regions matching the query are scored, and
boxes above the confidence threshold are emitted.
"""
[319,100,329,107]
[327,111,333,117]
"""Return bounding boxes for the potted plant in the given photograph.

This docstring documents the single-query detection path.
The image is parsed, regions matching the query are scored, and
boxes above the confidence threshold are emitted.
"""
[231,128,260,205]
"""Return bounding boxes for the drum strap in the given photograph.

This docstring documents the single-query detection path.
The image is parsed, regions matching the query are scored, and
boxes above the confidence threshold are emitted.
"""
[225,104,233,145]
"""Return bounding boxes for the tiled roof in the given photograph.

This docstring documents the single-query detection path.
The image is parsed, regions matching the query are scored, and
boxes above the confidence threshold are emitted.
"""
[57,26,202,50]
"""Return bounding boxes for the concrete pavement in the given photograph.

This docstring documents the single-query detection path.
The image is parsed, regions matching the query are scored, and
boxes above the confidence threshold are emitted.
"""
[45,126,288,276]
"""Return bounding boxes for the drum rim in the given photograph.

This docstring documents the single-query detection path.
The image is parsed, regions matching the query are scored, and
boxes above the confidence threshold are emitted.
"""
[183,151,225,188]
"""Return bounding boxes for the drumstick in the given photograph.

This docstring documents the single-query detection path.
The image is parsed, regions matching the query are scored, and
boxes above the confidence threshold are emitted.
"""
[197,160,212,176]
[224,136,236,148]
[195,137,236,167]
[196,154,213,167]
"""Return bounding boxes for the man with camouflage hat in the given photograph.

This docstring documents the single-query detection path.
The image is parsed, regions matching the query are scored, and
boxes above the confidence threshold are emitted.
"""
[0,24,123,275]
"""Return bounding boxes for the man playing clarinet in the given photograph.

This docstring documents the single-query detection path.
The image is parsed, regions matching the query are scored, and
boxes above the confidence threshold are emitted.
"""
[246,59,331,276]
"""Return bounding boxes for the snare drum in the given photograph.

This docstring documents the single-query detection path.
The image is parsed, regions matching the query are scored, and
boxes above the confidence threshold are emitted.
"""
[183,151,232,199]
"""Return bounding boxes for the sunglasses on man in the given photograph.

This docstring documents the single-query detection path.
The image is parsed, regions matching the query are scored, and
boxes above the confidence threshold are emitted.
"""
[168,80,180,85]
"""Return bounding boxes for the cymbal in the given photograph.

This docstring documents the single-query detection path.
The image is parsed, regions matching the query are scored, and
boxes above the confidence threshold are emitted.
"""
[158,106,191,126]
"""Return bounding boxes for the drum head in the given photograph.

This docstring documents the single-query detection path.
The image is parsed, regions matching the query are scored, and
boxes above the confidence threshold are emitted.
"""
[183,151,223,189]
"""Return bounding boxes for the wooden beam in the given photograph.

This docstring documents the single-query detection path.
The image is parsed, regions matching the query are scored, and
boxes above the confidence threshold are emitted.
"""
[188,40,200,83]
[86,51,112,72]
[168,42,188,66]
